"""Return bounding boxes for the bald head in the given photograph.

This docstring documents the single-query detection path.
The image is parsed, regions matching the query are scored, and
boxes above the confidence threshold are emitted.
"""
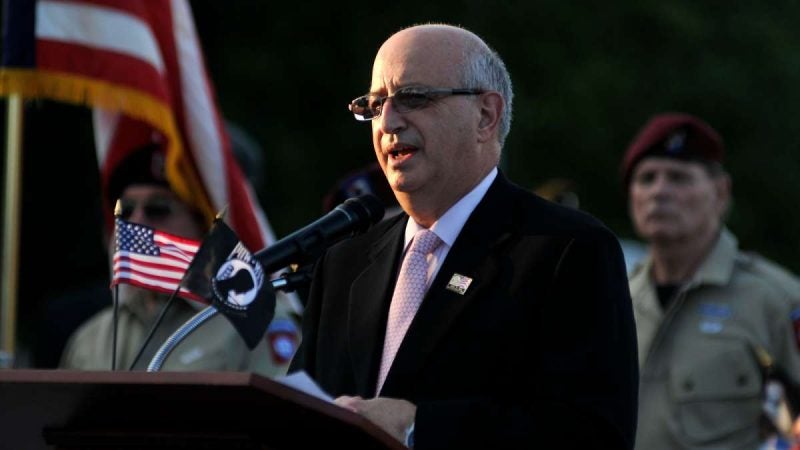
[376,25,483,76]
[374,25,513,146]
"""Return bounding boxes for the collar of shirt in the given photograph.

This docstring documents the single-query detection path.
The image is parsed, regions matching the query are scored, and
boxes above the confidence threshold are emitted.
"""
[400,167,498,285]
[629,226,737,319]
[687,226,738,287]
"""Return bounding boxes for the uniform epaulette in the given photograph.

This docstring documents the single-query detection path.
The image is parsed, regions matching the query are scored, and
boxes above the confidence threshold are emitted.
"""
[737,251,800,300]
[734,251,755,267]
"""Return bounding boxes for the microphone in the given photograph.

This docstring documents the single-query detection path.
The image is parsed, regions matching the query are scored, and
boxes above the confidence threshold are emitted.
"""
[270,270,312,293]
[253,194,384,273]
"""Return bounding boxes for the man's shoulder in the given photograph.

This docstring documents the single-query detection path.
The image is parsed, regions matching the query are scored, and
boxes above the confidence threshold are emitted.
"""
[733,251,800,301]
[504,180,614,240]
[71,305,116,337]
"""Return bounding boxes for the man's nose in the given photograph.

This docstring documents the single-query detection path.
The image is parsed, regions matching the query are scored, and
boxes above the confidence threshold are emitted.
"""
[377,98,406,134]
[128,205,152,226]
[649,174,673,196]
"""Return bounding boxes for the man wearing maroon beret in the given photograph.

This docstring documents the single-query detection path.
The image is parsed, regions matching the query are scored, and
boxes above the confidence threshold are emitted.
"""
[623,113,800,449]
[61,144,300,375]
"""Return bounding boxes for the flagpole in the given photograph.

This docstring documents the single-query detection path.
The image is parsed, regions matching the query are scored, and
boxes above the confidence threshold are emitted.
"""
[1,94,24,369]
[111,201,122,371]
[112,284,119,370]
[128,291,178,371]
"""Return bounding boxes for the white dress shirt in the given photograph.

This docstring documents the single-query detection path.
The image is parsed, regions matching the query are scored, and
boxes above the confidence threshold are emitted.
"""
[400,167,498,289]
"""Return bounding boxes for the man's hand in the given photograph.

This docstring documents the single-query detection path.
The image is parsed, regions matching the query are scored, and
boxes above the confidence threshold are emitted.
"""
[335,395,416,443]
[791,416,800,450]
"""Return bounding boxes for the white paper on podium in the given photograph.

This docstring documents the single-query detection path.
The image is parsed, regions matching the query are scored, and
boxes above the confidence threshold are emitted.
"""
[276,371,335,403]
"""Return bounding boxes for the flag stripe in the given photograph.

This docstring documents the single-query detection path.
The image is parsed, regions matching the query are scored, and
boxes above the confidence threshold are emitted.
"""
[172,0,226,210]
[36,0,165,73]
[156,246,196,261]
[114,253,189,269]
[92,109,119,165]
[114,252,186,274]
[59,0,154,23]
[153,232,199,248]
[37,40,168,101]
[113,265,183,284]
[113,251,193,270]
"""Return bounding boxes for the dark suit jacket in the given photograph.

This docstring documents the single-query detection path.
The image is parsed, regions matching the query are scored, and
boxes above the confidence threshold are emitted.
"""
[292,173,638,449]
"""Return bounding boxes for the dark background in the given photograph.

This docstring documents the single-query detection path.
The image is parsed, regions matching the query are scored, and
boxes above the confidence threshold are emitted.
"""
[3,1,800,366]
[194,1,800,259]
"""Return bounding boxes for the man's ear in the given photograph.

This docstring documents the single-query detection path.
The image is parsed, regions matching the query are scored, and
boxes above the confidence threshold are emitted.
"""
[714,172,732,217]
[476,92,503,143]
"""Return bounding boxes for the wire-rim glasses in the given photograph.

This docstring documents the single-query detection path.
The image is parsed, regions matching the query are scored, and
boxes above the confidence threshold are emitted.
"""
[348,86,483,121]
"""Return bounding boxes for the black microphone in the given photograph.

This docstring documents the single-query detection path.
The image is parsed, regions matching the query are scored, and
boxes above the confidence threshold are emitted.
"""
[253,194,385,273]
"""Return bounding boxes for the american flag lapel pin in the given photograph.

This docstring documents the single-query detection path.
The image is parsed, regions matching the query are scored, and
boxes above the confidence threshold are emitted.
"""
[446,273,473,295]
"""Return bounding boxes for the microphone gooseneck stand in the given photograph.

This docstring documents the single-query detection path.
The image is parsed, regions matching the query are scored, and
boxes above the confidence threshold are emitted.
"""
[146,306,218,372]
[146,194,383,372]
[146,272,310,372]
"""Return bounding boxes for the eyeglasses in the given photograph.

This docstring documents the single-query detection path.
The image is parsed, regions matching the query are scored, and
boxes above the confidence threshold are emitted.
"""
[119,198,179,221]
[348,86,483,121]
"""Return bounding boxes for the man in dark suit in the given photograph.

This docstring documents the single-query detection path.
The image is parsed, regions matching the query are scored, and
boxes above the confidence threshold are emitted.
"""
[291,24,638,448]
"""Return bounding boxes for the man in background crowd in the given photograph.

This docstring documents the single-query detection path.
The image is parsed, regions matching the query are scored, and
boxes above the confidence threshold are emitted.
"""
[623,112,800,449]
[61,143,299,374]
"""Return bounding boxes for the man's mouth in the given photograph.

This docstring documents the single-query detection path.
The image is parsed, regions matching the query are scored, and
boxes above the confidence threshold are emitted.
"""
[388,144,418,161]
[645,209,676,221]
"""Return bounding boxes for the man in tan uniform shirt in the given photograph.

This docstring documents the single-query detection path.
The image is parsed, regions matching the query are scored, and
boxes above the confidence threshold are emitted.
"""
[61,144,299,375]
[622,113,800,449]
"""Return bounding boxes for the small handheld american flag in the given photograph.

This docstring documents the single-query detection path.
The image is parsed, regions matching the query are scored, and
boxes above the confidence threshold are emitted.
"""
[112,217,204,303]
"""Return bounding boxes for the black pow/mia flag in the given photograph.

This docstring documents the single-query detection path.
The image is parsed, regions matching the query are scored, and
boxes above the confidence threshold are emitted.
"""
[182,220,275,349]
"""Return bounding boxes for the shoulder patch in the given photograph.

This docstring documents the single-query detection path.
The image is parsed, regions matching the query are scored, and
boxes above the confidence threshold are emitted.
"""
[735,251,755,267]
[267,318,300,364]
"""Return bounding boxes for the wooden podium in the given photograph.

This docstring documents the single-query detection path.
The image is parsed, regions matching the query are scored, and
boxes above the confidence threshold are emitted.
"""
[0,370,405,449]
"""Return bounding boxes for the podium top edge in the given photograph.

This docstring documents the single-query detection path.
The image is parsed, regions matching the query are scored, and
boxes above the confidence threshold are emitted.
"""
[0,369,261,386]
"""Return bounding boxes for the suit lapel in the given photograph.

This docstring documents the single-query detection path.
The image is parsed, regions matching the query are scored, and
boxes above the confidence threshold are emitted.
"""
[348,216,406,396]
[380,175,518,396]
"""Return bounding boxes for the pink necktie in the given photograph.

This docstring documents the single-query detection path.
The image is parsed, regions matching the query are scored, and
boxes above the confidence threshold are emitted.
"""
[376,229,442,394]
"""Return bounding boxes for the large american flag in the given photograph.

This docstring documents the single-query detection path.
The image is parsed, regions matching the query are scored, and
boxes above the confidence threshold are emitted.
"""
[1,0,303,313]
[0,0,270,259]
[112,217,203,303]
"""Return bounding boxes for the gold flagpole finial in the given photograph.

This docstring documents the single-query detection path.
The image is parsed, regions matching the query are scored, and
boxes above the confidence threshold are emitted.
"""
[215,205,229,221]
[114,199,122,217]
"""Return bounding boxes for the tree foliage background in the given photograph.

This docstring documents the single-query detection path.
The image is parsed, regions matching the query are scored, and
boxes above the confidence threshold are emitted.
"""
[192,1,800,270]
[4,0,800,366]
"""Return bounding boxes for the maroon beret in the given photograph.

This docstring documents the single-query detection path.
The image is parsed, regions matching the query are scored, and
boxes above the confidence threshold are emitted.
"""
[107,143,169,206]
[621,113,724,186]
